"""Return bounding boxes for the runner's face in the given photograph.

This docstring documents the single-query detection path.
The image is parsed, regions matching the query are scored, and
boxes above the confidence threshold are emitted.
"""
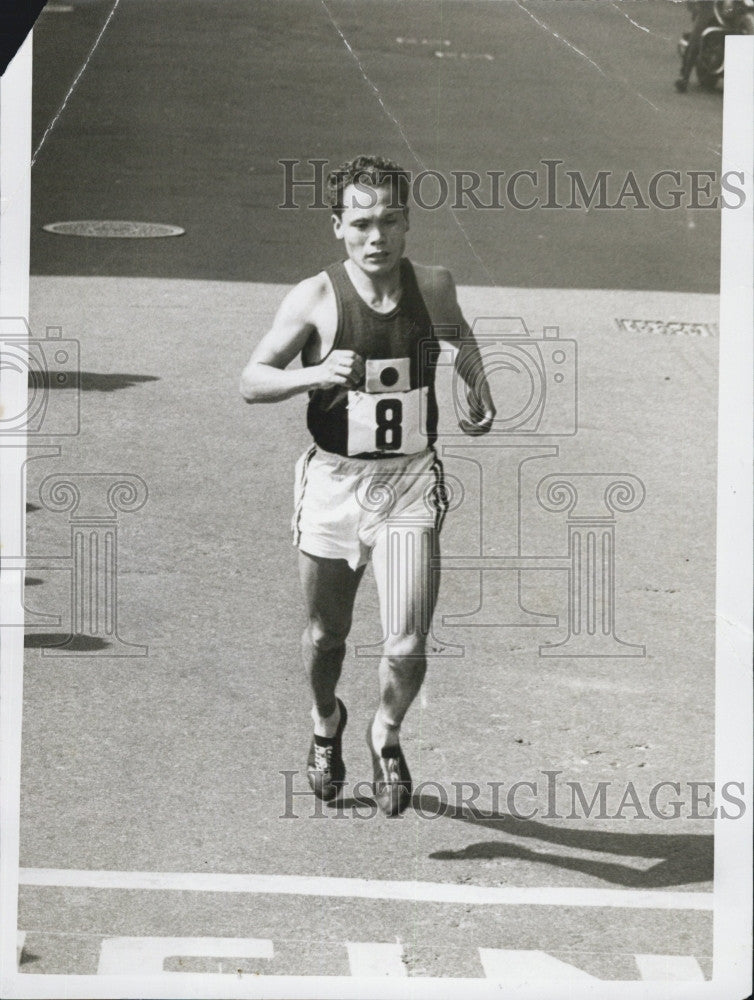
[332,182,409,274]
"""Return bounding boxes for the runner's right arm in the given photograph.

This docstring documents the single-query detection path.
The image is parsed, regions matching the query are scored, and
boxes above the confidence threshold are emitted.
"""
[240,277,364,403]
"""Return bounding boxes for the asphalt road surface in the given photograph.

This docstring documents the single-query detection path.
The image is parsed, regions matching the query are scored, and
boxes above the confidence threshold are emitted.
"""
[30,0,723,290]
[18,0,723,986]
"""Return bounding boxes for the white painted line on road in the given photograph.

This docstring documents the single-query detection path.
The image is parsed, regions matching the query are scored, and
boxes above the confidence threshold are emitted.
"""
[396,37,451,47]
[635,954,705,981]
[346,942,406,977]
[19,867,713,911]
[434,51,494,61]
[13,931,713,982]
[97,936,274,975]
[479,948,598,981]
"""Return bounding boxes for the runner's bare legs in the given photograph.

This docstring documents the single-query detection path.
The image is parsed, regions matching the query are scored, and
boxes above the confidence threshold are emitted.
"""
[299,551,365,733]
[370,524,440,750]
[299,526,439,742]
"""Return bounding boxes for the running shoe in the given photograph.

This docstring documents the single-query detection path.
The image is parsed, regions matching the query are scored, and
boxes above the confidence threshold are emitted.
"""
[306,698,347,801]
[367,722,412,816]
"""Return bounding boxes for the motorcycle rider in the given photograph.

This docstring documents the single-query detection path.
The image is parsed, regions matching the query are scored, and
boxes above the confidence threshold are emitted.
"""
[676,0,754,93]
[675,1,722,93]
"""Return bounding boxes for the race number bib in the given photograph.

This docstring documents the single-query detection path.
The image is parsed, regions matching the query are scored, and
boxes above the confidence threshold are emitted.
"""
[346,386,428,456]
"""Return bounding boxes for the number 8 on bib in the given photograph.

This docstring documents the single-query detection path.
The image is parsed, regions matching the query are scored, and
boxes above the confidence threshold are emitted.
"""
[347,386,428,456]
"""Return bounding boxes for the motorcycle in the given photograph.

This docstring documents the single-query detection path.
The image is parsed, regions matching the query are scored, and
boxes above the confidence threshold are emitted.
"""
[677,0,754,91]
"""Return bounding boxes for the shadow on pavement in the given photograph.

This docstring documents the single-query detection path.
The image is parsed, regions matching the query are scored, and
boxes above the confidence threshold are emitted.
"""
[415,795,712,888]
[31,372,160,392]
[24,633,111,651]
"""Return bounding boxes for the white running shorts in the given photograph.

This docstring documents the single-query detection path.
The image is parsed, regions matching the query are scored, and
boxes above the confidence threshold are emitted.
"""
[292,446,448,570]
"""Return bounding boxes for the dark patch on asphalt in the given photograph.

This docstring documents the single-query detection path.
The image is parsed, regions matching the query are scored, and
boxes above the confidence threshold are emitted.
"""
[425,799,713,888]
[24,633,111,651]
[29,0,721,292]
[29,371,160,391]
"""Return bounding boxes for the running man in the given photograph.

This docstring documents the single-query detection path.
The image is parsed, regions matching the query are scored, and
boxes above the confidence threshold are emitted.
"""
[240,155,495,815]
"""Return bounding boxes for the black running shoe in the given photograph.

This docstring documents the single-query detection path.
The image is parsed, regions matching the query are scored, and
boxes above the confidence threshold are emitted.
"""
[367,722,412,816]
[674,77,688,93]
[306,699,347,801]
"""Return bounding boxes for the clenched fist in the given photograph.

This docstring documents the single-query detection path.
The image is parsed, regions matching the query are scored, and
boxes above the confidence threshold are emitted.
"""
[314,350,365,390]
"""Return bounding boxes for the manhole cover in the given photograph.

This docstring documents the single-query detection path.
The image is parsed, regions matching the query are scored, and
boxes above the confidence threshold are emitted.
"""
[42,220,185,238]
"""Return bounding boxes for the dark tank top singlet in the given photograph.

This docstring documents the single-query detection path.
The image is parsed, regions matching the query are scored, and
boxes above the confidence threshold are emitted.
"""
[304,258,439,457]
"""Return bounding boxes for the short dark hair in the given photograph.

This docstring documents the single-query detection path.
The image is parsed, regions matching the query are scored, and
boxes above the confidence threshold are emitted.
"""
[327,155,410,215]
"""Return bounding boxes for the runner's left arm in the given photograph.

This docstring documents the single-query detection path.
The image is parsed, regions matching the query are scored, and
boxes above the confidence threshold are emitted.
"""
[420,267,496,436]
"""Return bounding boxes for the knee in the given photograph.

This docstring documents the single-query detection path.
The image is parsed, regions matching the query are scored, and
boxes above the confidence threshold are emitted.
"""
[383,633,427,665]
[304,619,349,653]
